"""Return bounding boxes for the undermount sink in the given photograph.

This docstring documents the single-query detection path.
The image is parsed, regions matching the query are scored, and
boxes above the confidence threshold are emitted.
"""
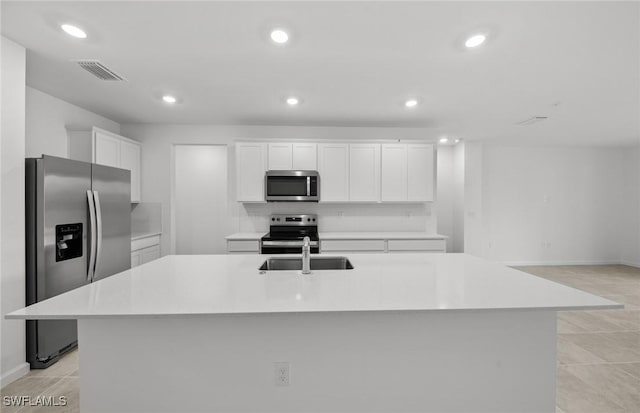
[259,257,354,271]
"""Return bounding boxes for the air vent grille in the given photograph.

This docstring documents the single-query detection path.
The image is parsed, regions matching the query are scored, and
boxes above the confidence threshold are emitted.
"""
[516,116,548,126]
[73,60,126,81]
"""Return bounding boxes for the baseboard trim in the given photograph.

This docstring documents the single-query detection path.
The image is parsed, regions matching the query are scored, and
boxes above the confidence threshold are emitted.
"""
[620,260,640,269]
[1,362,29,388]
[504,260,621,267]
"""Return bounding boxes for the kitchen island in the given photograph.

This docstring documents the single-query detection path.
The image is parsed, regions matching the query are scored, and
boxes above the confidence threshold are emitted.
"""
[7,253,621,413]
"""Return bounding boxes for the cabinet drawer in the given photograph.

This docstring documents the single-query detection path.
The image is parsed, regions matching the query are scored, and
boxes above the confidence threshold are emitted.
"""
[321,239,385,252]
[131,235,161,252]
[141,245,161,264]
[387,239,446,252]
[227,240,260,252]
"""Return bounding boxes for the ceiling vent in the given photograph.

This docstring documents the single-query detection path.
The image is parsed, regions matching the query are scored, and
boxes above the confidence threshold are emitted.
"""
[516,116,548,126]
[73,60,126,81]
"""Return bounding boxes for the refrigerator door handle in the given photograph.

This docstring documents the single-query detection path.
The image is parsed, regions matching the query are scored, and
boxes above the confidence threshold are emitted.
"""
[93,190,103,282]
[86,190,97,282]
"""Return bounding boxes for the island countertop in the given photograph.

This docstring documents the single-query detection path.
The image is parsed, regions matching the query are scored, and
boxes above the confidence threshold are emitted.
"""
[6,253,621,320]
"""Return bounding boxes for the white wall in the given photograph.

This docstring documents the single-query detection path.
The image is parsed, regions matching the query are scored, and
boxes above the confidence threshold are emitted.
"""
[1,36,29,387]
[465,142,637,266]
[25,86,121,158]
[436,147,454,252]
[436,144,466,253]
[452,143,465,253]
[620,144,640,267]
[121,124,439,255]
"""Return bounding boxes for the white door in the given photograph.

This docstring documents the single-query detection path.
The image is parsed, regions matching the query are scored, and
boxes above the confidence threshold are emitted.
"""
[268,143,293,170]
[120,140,141,202]
[349,144,380,201]
[174,145,228,254]
[236,143,267,201]
[407,144,435,201]
[318,143,349,201]
[292,143,317,170]
[94,131,120,168]
[381,144,408,201]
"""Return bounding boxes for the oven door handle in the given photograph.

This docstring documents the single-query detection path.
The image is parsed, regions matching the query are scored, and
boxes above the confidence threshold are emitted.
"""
[262,240,319,247]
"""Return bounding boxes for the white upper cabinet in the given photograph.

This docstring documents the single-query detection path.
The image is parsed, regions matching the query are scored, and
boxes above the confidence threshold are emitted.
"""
[268,143,293,170]
[407,143,434,202]
[68,127,141,203]
[120,140,142,203]
[94,130,121,168]
[267,143,317,170]
[318,143,349,202]
[236,142,267,202]
[381,143,435,202]
[381,144,408,201]
[349,144,380,201]
[234,140,434,203]
[292,143,317,170]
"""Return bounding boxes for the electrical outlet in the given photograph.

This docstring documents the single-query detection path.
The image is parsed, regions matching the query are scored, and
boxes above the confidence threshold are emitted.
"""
[274,362,290,386]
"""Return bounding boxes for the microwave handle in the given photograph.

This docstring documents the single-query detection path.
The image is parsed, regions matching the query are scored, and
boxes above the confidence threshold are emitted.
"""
[307,176,310,196]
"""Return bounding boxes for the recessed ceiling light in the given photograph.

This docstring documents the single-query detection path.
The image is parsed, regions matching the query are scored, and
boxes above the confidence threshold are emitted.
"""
[454,139,460,143]
[61,24,87,39]
[270,29,289,44]
[405,99,418,108]
[439,137,449,144]
[286,97,299,106]
[465,34,486,48]
[162,95,177,104]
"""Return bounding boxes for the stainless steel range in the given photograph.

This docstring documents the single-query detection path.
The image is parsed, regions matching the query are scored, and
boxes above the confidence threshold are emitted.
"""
[260,214,320,254]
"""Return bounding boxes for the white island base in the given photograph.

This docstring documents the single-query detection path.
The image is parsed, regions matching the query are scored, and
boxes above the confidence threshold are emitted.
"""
[9,254,620,413]
[79,310,556,413]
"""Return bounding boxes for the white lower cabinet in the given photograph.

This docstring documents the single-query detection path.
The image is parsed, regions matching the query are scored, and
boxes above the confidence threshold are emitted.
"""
[131,235,162,268]
[321,237,446,254]
[387,239,446,253]
[321,239,385,253]
[227,240,260,253]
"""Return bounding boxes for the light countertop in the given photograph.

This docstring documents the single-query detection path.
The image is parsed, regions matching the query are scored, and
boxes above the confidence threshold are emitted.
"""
[131,232,162,241]
[6,253,621,320]
[225,232,264,240]
[226,232,447,240]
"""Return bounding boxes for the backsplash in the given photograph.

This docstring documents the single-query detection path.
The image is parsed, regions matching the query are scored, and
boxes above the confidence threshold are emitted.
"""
[238,203,435,233]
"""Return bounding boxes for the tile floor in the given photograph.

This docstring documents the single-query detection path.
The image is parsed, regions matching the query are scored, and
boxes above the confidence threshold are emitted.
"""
[2,265,639,413]
[515,265,640,413]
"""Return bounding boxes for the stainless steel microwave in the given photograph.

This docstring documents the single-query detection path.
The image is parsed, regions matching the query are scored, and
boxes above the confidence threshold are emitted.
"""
[265,170,320,202]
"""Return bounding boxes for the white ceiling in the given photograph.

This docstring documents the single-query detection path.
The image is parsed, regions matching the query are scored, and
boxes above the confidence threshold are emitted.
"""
[2,1,639,145]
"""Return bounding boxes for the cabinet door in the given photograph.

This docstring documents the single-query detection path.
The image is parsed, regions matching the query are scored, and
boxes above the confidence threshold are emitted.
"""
[318,143,349,201]
[349,144,380,201]
[93,131,120,168]
[120,140,141,203]
[292,143,317,170]
[407,144,434,202]
[268,143,293,170]
[131,252,141,268]
[236,143,267,202]
[381,144,408,201]
[140,245,161,264]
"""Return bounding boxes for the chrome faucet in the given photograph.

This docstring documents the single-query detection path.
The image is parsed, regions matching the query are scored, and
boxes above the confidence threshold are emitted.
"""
[301,236,311,274]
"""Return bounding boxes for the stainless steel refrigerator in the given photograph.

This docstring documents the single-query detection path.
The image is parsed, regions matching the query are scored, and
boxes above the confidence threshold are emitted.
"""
[25,155,131,368]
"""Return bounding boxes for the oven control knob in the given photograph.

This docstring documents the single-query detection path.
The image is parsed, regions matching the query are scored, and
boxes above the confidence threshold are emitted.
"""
[307,218,311,222]
[312,218,316,222]
[277,218,281,221]
[271,217,275,221]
